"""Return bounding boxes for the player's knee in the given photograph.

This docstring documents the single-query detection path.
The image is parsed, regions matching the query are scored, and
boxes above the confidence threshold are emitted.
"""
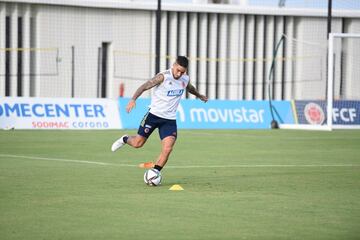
[132,138,145,148]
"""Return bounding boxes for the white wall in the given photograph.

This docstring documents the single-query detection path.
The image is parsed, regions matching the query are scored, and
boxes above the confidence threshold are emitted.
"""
[0,1,359,101]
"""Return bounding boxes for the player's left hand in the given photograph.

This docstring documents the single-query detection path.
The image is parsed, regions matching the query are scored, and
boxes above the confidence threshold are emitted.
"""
[126,99,136,113]
[199,95,208,103]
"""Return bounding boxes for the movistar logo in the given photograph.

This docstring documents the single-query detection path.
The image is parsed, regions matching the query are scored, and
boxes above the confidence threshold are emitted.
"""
[167,89,184,96]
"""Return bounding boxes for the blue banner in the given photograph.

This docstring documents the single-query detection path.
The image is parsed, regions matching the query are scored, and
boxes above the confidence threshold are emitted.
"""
[294,100,360,125]
[118,98,294,129]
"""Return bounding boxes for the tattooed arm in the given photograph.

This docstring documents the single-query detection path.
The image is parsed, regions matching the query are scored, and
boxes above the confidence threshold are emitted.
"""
[126,74,164,113]
[187,82,208,102]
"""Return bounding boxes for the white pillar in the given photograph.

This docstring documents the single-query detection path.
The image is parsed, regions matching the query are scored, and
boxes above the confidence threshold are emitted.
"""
[207,13,217,99]
[178,12,187,56]
[22,4,31,97]
[107,43,114,99]
[254,15,265,100]
[160,11,168,71]
[10,4,18,96]
[0,3,5,96]
[33,8,40,97]
[274,16,284,100]
[284,16,294,100]
[227,14,240,100]
[188,13,198,99]
[343,22,360,99]
[218,14,227,100]
[244,15,255,100]
[198,13,208,96]
[178,12,187,99]
[264,16,274,100]
[167,12,177,67]
[150,11,156,78]
[238,15,245,100]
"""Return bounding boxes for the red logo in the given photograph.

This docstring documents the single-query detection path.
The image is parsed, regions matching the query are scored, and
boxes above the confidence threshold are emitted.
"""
[304,103,325,125]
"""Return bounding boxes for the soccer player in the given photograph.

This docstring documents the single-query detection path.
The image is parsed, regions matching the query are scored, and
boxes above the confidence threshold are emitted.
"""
[111,56,208,172]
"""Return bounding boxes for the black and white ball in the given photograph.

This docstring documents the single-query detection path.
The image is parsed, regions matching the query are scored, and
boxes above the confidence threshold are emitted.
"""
[144,169,162,186]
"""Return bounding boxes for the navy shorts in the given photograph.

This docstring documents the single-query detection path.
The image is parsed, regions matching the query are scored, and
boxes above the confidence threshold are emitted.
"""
[138,111,177,140]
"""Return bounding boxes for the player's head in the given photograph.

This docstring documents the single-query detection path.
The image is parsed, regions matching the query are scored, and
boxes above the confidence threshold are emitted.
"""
[172,56,188,79]
[176,56,189,69]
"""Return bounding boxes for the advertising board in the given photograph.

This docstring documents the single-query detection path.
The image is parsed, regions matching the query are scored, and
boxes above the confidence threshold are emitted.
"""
[0,97,122,129]
[118,98,294,129]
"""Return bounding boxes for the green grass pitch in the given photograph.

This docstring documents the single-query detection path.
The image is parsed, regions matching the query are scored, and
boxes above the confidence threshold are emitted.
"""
[1,129,360,239]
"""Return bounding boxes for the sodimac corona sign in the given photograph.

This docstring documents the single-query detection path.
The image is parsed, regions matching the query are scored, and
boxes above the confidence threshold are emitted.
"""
[0,97,122,129]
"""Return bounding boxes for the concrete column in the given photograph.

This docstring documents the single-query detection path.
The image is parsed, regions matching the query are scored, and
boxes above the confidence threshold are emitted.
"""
[244,15,255,100]
[238,15,245,100]
[187,13,198,99]
[264,16,274,100]
[217,14,227,100]
[107,43,113,99]
[22,4,31,97]
[284,16,294,100]
[159,11,168,71]
[178,12,187,56]
[32,8,40,97]
[207,13,218,99]
[0,3,5,96]
[197,13,208,96]
[254,15,265,100]
[167,12,177,66]
[274,16,284,100]
[10,4,18,96]
[227,14,240,100]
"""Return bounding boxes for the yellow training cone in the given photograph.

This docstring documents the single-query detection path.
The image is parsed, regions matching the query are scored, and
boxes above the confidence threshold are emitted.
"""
[169,184,184,191]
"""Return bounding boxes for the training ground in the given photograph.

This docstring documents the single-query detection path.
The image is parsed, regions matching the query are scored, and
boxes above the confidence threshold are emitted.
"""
[1,130,359,239]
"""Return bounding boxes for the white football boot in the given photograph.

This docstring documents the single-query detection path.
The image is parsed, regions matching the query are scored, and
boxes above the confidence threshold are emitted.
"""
[111,135,128,152]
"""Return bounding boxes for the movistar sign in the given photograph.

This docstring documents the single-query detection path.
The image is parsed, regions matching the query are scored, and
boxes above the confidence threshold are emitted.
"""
[118,98,294,129]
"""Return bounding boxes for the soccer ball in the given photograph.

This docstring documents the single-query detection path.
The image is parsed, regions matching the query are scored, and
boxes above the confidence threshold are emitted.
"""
[144,169,162,186]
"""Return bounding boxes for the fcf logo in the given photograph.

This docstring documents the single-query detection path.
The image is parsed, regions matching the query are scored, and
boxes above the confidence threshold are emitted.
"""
[304,103,325,125]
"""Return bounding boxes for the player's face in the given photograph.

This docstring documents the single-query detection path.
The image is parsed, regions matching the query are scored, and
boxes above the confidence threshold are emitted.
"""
[172,63,187,80]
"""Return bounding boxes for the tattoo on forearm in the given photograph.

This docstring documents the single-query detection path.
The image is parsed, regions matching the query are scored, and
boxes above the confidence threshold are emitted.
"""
[132,74,164,100]
[187,83,200,97]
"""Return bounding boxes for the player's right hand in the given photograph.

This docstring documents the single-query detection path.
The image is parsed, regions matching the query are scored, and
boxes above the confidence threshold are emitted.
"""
[126,99,136,113]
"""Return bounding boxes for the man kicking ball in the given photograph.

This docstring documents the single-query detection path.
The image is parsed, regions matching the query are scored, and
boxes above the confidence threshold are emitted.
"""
[111,56,208,172]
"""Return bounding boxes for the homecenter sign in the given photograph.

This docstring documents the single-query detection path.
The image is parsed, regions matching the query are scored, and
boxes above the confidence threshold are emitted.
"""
[0,97,122,129]
[118,98,294,129]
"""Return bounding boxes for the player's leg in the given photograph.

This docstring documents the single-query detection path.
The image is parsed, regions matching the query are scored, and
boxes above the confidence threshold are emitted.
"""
[152,118,177,170]
[111,134,147,152]
[154,135,176,169]
[125,135,147,148]
[111,111,156,152]
[139,118,177,169]
[111,134,129,152]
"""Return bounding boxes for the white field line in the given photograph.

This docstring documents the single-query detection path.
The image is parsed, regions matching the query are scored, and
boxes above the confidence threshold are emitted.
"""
[166,164,360,169]
[0,154,359,169]
[183,131,360,140]
[0,154,137,167]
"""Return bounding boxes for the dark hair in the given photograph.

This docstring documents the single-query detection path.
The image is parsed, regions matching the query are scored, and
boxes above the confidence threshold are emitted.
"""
[176,56,189,68]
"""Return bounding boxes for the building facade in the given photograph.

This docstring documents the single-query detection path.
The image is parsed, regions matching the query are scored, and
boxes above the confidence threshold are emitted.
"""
[1,0,360,100]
